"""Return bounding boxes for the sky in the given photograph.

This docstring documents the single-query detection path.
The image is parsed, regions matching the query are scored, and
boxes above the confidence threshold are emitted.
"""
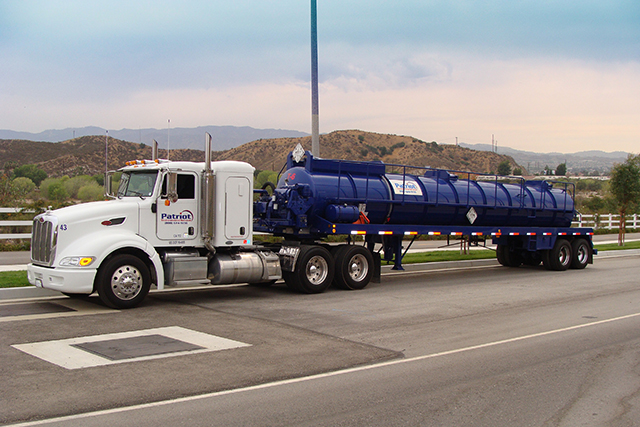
[1,0,639,153]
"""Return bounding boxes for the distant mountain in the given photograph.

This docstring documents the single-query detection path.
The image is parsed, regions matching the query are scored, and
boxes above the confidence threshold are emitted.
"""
[0,126,309,151]
[213,130,522,174]
[460,143,629,175]
[1,131,522,178]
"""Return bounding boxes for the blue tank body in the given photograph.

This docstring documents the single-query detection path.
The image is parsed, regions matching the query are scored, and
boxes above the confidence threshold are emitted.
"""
[256,151,575,233]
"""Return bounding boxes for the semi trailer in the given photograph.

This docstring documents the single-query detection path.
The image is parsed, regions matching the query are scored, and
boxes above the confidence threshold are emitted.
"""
[27,135,594,309]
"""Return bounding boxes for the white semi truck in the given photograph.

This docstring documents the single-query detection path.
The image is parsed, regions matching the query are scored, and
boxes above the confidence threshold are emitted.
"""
[28,134,283,308]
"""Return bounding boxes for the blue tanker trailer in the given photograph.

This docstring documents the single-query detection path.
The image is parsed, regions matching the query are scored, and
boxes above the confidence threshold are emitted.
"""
[254,146,594,293]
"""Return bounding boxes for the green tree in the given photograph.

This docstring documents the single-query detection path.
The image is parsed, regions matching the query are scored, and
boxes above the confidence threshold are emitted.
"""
[609,155,640,245]
[13,164,48,186]
[497,160,512,176]
[47,182,69,202]
[0,174,19,206]
[513,167,523,176]
[78,182,104,201]
[556,163,567,176]
[64,175,95,199]
[255,170,278,189]
[12,177,36,199]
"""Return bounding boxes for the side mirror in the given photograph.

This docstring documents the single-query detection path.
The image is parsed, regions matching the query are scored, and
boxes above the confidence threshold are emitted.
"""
[104,171,115,198]
[166,172,179,203]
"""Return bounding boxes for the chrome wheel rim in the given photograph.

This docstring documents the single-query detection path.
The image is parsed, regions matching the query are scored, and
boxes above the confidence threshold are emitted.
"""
[559,246,571,266]
[576,244,588,264]
[111,265,143,300]
[306,255,329,285]
[348,254,368,282]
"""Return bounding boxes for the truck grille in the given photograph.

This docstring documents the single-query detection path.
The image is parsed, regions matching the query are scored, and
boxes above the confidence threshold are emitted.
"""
[31,217,57,266]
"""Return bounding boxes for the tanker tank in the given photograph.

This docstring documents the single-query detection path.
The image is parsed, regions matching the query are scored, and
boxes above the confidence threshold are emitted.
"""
[253,149,575,235]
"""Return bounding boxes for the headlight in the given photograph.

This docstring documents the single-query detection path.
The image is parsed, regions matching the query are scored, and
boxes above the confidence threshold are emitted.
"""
[59,257,95,267]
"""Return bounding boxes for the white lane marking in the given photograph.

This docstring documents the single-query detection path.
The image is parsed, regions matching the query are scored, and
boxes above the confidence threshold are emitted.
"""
[12,311,640,426]
[12,326,250,369]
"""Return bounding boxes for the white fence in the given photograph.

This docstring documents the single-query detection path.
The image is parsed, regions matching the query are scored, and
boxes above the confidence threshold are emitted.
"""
[572,213,639,230]
[0,208,34,240]
[1,208,638,240]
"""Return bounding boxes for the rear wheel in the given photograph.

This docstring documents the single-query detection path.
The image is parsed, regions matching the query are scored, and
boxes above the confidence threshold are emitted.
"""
[96,254,151,309]
[497,244,523,267]
[543,239,572,271]
[333,245,374,290]
[522,251,542,266]
[570,239,591,269]
[285,246,335,294]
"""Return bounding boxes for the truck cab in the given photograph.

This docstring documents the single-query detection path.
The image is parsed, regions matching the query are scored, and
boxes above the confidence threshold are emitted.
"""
[28,139,281,309]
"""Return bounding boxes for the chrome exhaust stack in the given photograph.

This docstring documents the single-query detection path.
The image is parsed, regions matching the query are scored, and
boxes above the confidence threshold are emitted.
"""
[202,133,215,252]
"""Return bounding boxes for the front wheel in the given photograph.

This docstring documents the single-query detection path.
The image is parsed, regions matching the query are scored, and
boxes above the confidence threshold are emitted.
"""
[96,254,151,309]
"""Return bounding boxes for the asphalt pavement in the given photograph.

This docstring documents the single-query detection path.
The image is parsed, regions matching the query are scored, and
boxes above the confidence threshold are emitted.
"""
[2,250,640,425]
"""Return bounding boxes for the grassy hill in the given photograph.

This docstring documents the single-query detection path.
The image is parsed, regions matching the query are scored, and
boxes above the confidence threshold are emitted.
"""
[212,130,521,174]
[1,130,523,177]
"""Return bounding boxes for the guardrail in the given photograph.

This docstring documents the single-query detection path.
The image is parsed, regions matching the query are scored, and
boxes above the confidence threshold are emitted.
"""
[572,213,639,229]
[0,208,34,240]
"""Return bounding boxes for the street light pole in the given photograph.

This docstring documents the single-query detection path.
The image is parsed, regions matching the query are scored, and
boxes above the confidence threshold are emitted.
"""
[311,0,320,157]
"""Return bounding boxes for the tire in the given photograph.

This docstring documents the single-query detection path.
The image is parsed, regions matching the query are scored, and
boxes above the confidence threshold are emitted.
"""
[543,239,572,271]
[570,239,591,270]
[287,246,334,294]
[496,244,508,266]
[282,271,300,292]
[522,251,542,267]
[497,244,522,267]
[333,245,374,290]
[96,254,151,309]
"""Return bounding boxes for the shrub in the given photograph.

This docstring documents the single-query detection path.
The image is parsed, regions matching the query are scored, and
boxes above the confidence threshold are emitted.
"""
[13,164,48,186]
[64,175,95,199]
[47,182,69,202]
[78,183,104,201]
[12,177,36,198]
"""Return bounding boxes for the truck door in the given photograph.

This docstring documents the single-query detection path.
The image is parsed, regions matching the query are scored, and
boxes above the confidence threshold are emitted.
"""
[225,176,251,240]
[156,173,199,242]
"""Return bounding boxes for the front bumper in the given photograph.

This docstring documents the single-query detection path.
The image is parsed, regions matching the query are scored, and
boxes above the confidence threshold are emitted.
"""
[27,263,97,295]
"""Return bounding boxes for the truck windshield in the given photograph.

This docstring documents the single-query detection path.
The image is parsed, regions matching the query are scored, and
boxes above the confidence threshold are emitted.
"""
[117,171,158,198]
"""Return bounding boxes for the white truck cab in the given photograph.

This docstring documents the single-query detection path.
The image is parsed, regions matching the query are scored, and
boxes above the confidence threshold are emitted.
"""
[27,135,281,308]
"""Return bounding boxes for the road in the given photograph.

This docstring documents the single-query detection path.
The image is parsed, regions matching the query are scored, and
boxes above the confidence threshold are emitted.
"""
[3,251,640,426]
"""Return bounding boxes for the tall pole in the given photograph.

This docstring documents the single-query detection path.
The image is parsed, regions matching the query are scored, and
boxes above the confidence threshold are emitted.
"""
[311,0,320,157]
[105,130,109,175]
[167,119,171,160]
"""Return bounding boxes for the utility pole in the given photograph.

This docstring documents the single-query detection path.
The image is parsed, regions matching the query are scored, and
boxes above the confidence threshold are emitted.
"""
[310,0,320,157]
[167,119,171,160]
[105,130,109,176]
